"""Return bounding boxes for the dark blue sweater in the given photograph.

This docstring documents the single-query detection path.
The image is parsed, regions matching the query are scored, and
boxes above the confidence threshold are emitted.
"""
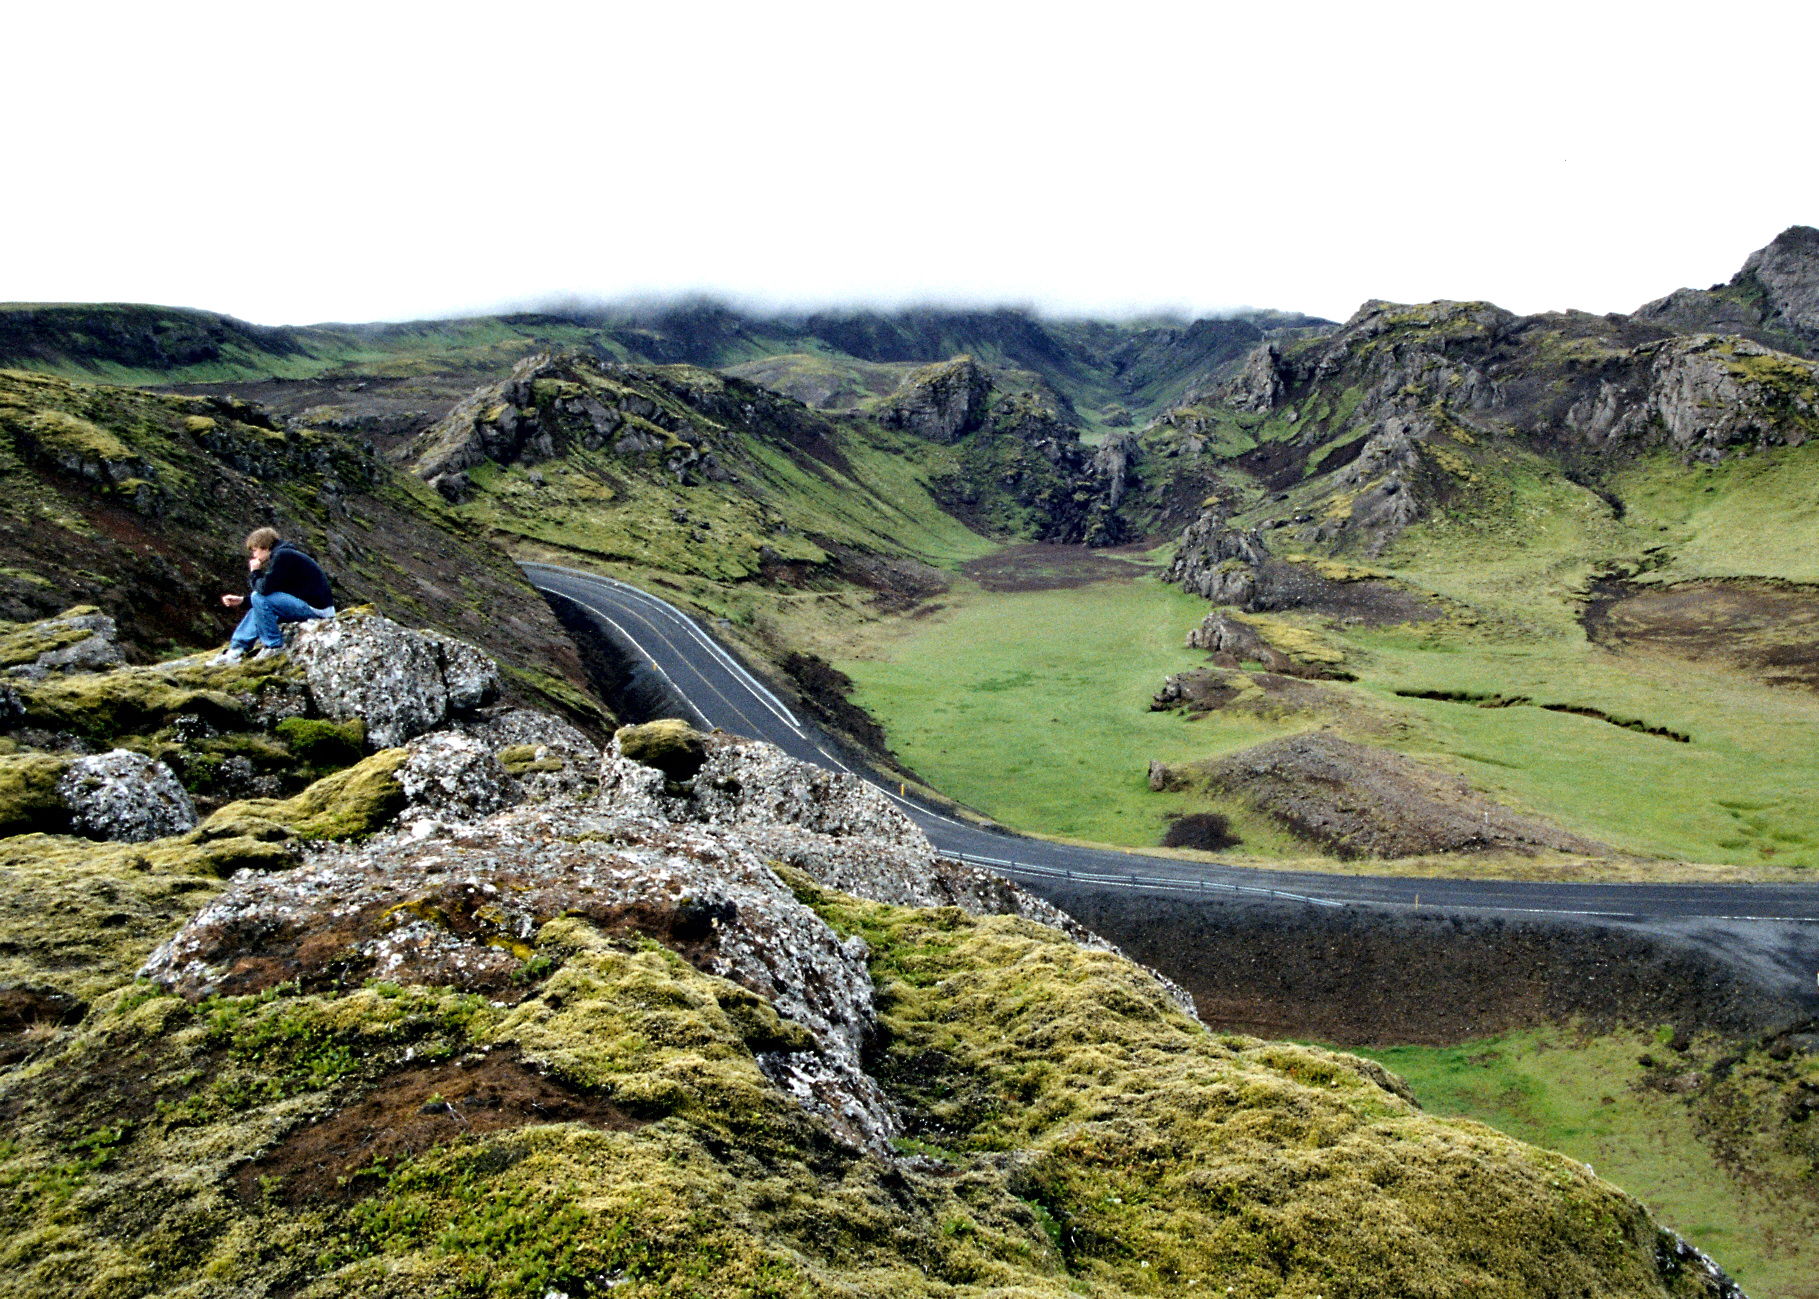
[250,541,333,608]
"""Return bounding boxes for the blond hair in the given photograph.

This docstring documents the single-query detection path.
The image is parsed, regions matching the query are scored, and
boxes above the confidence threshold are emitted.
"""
[244,527,281,552]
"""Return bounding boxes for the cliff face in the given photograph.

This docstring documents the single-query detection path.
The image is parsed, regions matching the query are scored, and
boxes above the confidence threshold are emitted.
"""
[0,618,1742,1298]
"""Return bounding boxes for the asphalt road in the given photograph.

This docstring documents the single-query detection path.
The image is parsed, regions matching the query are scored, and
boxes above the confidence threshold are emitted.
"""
[525,562,1819,925]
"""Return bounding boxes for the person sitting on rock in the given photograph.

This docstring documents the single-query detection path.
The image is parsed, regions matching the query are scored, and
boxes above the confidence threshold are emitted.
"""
[210,527,336,664]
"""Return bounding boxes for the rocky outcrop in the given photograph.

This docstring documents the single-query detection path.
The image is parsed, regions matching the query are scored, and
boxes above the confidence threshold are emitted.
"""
[873,355,992,443]
[144,720,1180,1154]
[1645,334,1819,459]
[1223,339,1286,411]
[291,610,501,748]
[1638,225,1819,355]
[1165,510,1271,604]
[1185,610,1280,662]
[56,749,196,842]
[412,352,733,500]
[0,606,124,681]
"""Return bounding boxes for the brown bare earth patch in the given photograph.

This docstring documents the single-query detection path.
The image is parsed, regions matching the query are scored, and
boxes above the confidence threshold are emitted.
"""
[962,542,1155,592]
[1159,733,1612,860]
[1248,560,1447,627]
[231,1048,644,1206]
[1584,578,1819,690]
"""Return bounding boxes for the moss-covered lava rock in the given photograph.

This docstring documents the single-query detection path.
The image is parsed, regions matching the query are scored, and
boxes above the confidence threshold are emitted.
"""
[0,720,1747,1297]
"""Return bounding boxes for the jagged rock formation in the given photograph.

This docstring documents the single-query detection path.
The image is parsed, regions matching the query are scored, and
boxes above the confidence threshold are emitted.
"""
[879,357,1131,544]
[873,355,993,443]
[0,606,520,852]
[1638,225,1819,355]
[413,352,737,501]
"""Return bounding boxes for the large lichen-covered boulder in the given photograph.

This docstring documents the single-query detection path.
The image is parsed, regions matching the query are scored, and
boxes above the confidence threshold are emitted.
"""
[291,609,500,748]
[141,798,898,1153]
[602,725,1142,959]
[455,706,600,803]
[55,748,196,842]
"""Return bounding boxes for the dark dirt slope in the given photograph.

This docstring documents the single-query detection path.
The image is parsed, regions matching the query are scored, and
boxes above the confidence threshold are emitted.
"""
[0,368,604,727]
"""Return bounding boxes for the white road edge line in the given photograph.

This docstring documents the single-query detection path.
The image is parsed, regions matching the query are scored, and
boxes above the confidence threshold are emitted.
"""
[536,588,712,732]
[526,563,804,732]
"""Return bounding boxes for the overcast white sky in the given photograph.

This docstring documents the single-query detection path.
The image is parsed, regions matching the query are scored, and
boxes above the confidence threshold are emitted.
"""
[7,1,1815,327]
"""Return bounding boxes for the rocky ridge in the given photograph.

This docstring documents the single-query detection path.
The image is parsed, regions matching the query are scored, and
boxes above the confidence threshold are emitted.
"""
[1159,275,1819,600]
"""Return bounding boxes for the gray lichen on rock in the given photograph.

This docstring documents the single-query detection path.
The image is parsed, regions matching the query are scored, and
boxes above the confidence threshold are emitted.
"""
[56,748,196,842]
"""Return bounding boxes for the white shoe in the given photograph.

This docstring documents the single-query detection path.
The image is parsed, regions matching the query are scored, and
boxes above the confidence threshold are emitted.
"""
[252,645,288,662]
[210,646,247,665]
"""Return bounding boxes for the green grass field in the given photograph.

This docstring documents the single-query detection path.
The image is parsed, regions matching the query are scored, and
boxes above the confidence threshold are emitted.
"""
[841,577,1262,845]
[1345,1029,1818,1299]
[837,564,1819,872]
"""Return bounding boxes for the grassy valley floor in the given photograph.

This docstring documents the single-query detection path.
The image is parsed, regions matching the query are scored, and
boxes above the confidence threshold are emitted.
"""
[834,546,1819,878]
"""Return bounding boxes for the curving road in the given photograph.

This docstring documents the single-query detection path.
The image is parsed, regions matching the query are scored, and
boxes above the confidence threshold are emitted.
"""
[526,562,1819,925]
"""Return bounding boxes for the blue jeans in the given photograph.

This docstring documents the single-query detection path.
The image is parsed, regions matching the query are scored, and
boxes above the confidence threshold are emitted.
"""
[231,591,336,649]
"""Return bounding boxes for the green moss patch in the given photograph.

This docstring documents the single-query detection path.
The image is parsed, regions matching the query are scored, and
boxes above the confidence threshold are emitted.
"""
[197,748,408,844]
[0,835,229,1001]
[0,754,70,837]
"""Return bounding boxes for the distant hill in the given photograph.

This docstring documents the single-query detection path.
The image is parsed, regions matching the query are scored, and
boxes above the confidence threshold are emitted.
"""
[0,298,1335,442]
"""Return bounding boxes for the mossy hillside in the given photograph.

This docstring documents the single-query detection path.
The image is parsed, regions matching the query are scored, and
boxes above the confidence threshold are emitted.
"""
[0,835,233,1004]
[438,358,995,588]
[1364,437,1637,637]
[0,370,602,729]
[1612,439,1819,584]
[0,305,615,388]
[720,351,919,412]
[799,883,1719,1297]
[1351,1026,1819,1299]
[0,886,1723,1298]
